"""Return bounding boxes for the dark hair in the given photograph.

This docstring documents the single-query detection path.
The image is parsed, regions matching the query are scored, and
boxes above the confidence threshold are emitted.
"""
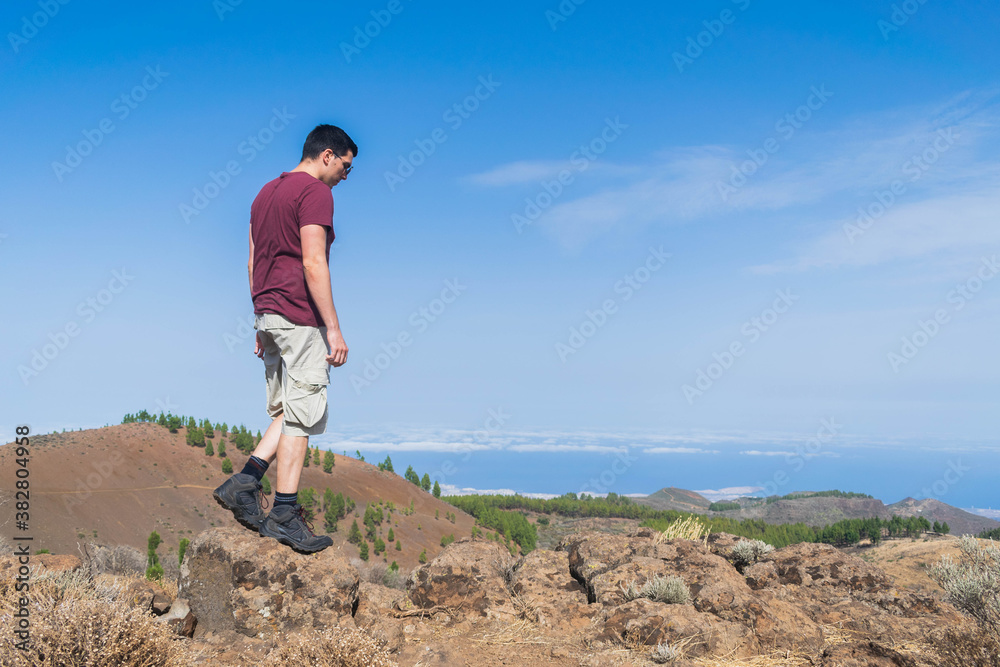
[301,124,358,161]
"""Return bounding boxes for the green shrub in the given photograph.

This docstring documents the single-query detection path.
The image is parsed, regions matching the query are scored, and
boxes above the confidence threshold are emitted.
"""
[930,536,1000,635]
[729,539,774,573]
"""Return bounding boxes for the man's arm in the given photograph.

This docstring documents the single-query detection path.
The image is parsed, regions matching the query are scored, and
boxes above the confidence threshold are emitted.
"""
[248,224,254,291]
[301,224,348,367]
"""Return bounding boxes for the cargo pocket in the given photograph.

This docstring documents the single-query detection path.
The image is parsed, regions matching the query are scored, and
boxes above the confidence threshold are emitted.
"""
[285,374,328,431]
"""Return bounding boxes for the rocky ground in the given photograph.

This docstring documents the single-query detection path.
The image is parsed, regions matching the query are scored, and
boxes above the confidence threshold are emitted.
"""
[4,528,987,666]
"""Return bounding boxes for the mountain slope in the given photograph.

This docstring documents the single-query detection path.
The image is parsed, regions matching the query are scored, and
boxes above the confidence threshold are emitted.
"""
[633,485,998,537]
[636,487,711,512]
[0,422,474,568]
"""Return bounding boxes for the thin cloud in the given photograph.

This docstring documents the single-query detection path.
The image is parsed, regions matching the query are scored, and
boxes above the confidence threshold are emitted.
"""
[694,486,764,502]
[438,483,560,499]
[465,160,571,186]
[740,450,839,458]
[508,89,1000,255]
[508,443,628,454]
[644,447,720,454]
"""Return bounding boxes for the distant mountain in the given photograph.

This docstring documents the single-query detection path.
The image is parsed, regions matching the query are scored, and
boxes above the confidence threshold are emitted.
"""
[637,487,711,512]
[887,497,997,537]
[636,488,998,537]
[0,422,474,568]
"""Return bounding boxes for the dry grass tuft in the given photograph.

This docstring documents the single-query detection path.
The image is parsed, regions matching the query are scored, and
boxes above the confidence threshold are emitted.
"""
[0,569,185,667]
[931,627,1000,667]
[256,626,398,667]
[655,516,710,544]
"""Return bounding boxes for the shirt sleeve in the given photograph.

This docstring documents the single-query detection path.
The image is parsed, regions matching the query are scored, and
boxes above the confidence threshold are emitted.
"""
[297,182,335,239]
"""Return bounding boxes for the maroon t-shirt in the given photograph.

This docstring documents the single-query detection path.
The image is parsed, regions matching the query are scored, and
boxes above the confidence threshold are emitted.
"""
[250,171,334,327]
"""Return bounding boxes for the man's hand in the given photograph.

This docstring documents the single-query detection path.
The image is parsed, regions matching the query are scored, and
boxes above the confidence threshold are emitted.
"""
[326,329,348,367]
[255,331,266,359]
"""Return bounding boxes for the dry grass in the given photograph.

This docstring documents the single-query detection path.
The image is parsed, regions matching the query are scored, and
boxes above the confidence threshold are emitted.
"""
[931,626,1000,667]
[0,568,186,667]
[249,626,399,667]
[654,516,709,544]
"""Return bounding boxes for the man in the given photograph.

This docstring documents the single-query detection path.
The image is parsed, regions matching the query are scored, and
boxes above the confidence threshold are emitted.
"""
[214,124,357,553]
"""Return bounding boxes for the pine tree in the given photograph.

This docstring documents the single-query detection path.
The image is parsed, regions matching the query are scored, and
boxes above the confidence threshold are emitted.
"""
[387,528,395,542]
[325,503,339,533]
[261,475,271,495]
[178,538,190,565]
[221,458,233,474]
[941,521,950,535]
[204,440,214,456]
[313,447,321,466]
[217,440,226,457]
[433,481,441,498]
[382,456,394,473]
[396,540,401,551]
[145,531,163,581]
[303,446,310,467]
[323,450,335,473]
[348,520,362,545]
[418,549,427,564]
[405,466,420,485]
[420,473,431,492]
[359,541,369,561]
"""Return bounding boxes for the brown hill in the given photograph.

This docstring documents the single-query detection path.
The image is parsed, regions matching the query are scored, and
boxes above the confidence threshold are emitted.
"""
[636,486,711,512]
[0,422,475,569]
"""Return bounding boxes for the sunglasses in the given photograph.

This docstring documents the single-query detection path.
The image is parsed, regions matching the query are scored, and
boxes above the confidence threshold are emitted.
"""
[332,152,353,175]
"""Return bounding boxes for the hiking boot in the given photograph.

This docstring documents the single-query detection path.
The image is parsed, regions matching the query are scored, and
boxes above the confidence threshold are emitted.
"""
[213,473,268,529]
[259,503,333,553]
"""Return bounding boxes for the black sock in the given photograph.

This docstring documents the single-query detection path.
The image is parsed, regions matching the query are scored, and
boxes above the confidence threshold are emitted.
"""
[274,492,298,508]
[240,455,269,481]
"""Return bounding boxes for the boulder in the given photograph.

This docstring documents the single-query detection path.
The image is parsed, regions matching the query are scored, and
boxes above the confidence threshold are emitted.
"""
[562,531,825,656]
[595,598,749,656]
[762,542,894,592]
[178,527,360,638]
[355,582,406,653]
[151,592,172,615]
[157,597,197,638]
[511,549,597,631]
[407,538,516,618]
[747,541,964,646]
[819,641,918,667]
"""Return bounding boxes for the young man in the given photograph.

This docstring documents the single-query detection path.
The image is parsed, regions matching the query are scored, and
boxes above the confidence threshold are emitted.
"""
[214,124,356,553]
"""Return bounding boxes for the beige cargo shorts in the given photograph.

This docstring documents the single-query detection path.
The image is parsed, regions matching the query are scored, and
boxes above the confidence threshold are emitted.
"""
[255,313,330,437]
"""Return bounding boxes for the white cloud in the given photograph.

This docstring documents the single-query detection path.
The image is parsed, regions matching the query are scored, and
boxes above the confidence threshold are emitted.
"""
[322,438,494,453]
[438,483,560,499]
[644,447,720,455]
[464,160,572,186]
[508,443,627,454]
[753,188,1000,273]
[740,449,839,458]
[497,89,1000,257]
[694,486,764,502]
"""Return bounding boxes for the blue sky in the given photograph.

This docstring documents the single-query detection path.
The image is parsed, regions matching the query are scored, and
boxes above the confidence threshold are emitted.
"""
[3,1,999,504]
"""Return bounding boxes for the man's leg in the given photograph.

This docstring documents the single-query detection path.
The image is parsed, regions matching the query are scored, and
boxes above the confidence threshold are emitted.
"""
[212,416,282,529]
[251,412,285,465]
[274,432,308,494]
